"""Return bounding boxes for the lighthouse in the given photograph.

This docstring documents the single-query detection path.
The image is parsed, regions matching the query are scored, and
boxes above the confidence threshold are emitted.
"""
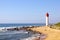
[46,13,49,26]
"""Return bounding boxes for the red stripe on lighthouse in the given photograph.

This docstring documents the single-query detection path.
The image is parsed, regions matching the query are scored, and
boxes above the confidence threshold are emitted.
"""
[46,13,49,17]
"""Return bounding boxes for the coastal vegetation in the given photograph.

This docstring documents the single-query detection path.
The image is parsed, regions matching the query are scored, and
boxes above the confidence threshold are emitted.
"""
[50,22,60,30]
[54,22,60,26]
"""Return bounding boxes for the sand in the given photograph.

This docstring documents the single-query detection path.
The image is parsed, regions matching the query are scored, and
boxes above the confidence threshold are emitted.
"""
[27,26,60,40]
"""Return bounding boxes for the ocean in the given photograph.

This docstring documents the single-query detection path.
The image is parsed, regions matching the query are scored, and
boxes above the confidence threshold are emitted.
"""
[0,30,39,40]
[0,23,45,27]
[0,23,46,40]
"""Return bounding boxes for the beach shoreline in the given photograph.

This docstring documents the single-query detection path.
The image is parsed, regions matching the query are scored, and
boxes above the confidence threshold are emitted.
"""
[0,26,46,40]
[27,26,60,40]
[1,26,60,40]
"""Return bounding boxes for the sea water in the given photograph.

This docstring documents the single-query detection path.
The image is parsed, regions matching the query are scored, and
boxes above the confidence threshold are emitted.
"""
[0,23,45,27]
[0,30,41,40]
[0,23,46,40]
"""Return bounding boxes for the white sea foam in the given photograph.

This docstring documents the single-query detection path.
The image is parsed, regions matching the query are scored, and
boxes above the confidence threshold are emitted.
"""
[21,36,40,40]
[20,33,40,40]
[0,27,18,32]
[0,29,42,40]
[0,30,28,35]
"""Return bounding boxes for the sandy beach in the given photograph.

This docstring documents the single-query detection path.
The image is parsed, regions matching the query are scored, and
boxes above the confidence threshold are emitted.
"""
[27,26,60,40]
[1,26,60,40]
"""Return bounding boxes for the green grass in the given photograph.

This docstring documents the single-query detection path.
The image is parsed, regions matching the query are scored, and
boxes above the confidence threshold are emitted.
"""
[55,22,60,26]
[50,22,60,30]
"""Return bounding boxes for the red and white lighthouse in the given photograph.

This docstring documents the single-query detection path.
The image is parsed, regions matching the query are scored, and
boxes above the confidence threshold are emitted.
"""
[46,13,49,26]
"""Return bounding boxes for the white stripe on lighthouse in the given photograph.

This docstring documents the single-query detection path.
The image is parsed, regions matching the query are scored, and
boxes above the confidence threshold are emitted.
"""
[46,17,49,26]
[46,13,49,26]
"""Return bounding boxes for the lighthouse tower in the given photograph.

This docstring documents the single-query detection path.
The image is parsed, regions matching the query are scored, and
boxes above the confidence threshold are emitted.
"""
[46,13,49,26]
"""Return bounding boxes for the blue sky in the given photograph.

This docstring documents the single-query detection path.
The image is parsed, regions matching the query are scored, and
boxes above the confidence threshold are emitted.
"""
[0,0,60,23]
